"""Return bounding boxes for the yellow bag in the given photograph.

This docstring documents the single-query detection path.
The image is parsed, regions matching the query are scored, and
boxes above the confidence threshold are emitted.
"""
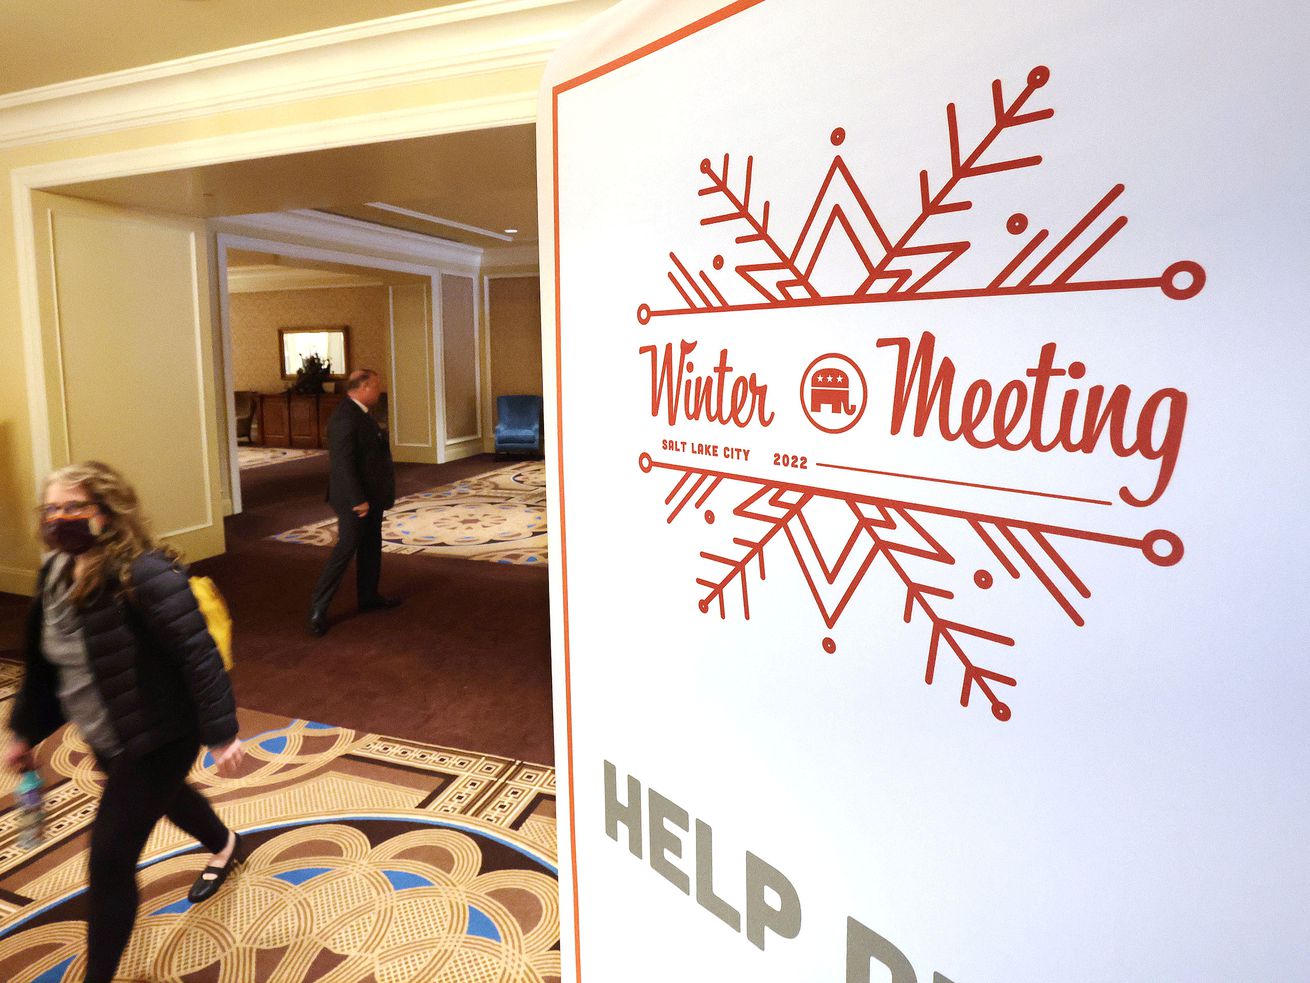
[189,576,233,671]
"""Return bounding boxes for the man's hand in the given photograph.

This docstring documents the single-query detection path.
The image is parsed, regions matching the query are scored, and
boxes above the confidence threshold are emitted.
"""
[3,738,34,774]
[352,501,370,518]
[210,739,245,778]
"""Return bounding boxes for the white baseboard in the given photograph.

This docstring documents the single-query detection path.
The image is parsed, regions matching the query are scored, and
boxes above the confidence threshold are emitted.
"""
[0,563,37,597]
[443,442,487,462]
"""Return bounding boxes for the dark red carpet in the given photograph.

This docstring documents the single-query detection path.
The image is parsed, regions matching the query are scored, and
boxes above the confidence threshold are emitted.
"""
[0,453,555,764]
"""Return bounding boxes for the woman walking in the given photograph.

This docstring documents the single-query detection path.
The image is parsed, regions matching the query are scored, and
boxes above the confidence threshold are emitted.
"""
[4,461,245,983]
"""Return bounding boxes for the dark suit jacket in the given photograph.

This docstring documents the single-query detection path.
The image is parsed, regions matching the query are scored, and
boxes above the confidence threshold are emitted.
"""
[326,397,395,512]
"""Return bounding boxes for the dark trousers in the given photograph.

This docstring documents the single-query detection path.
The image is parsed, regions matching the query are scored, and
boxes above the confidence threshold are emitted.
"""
[87,739,229,983]
[310,503,383,614]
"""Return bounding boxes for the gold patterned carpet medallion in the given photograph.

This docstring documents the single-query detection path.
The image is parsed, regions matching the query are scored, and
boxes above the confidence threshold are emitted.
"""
[272,463,547,566]
[0,711,559,983]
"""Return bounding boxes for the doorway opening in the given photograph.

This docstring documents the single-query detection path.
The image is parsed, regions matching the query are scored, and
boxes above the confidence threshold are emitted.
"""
[32,124,552,765]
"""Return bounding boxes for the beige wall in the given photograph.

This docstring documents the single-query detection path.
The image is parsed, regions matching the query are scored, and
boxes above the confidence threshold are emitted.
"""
[229,285,391,394]
[440,273,478,440]
[489,275,543,404]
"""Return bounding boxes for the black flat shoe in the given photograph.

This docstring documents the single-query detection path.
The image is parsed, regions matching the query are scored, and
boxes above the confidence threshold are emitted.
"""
[359,594,402,611]
[188,832,242,903]
[308,611,329,637]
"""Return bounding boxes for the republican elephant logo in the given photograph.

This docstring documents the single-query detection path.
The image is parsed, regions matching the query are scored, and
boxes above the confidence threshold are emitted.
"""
[800,353,867,434]
[809,367,855,414]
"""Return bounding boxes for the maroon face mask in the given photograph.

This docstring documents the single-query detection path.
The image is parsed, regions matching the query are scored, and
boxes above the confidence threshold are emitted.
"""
[41,516,103,556]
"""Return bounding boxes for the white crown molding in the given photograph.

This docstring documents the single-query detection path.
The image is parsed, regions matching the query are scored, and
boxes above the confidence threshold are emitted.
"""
[364,201,514,242]
[225,264,384,293]
[0,0,616,150]
[213,210,485,270]
[0,0,570,107]
[481,242,543,270]
[12,90,538,190]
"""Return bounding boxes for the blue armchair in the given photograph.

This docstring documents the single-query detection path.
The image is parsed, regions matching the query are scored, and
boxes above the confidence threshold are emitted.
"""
[495,395,544,456]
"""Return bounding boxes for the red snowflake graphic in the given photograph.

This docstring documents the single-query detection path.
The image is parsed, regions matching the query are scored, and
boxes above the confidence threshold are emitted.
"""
[633,64,1198,720]
[641,452,1183,721]
[636,65,1205,325]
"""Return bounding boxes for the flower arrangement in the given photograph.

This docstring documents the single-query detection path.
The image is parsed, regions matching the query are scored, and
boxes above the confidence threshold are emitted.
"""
[289,353,332,394]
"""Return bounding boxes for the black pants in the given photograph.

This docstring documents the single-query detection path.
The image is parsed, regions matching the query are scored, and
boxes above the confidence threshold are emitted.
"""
[87,739,229,983]
[310,503,383,615]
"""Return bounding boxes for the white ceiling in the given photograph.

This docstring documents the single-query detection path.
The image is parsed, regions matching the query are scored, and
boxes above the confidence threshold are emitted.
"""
[0,0,465,95]
[52,124,540,247]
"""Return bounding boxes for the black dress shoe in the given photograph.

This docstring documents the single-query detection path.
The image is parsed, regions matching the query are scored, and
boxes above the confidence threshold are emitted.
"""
[308,611,329,637]
[359,595,402,611]
[188,832,242,903]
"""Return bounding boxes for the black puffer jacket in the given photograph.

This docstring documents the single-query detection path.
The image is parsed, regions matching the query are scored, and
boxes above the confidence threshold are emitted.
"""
[10,550,238,758]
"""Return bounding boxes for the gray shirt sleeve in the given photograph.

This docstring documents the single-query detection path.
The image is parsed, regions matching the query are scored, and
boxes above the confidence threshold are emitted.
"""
[41,555,121,758]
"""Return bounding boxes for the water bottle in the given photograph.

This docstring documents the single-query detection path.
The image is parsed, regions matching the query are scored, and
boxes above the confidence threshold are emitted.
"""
[16,770,44,851]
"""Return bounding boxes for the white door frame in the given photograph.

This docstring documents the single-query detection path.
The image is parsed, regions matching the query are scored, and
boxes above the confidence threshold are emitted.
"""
[438,271,485,447]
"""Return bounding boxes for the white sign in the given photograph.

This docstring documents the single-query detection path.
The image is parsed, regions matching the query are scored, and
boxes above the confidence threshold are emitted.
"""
[541,1,1309,979]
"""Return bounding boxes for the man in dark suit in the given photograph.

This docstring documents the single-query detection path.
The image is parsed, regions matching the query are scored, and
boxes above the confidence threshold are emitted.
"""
[308,369,400,636]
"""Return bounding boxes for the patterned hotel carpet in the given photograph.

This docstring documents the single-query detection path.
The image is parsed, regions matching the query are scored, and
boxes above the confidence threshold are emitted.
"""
[272,462,547,566]
[0,694,560,981]
[237,447,327,471]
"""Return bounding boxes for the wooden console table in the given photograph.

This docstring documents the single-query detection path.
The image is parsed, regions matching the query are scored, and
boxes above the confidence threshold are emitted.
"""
[255,392,344,448]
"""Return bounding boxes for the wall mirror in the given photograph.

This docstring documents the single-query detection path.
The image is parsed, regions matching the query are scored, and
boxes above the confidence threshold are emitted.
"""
[279,326,350,379]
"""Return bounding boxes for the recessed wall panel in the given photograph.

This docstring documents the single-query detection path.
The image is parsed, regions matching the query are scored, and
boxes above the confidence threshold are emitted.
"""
[440,273,478,440]
[388,281,434,460]
[489,276,543,400]
[49,210,212,540]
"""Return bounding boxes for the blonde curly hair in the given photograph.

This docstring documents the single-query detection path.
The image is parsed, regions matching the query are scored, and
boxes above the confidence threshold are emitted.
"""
[40,461,179,606]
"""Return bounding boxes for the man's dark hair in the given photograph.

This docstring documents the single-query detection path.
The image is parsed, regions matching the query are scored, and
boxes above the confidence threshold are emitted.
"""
[345,369,377,392]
